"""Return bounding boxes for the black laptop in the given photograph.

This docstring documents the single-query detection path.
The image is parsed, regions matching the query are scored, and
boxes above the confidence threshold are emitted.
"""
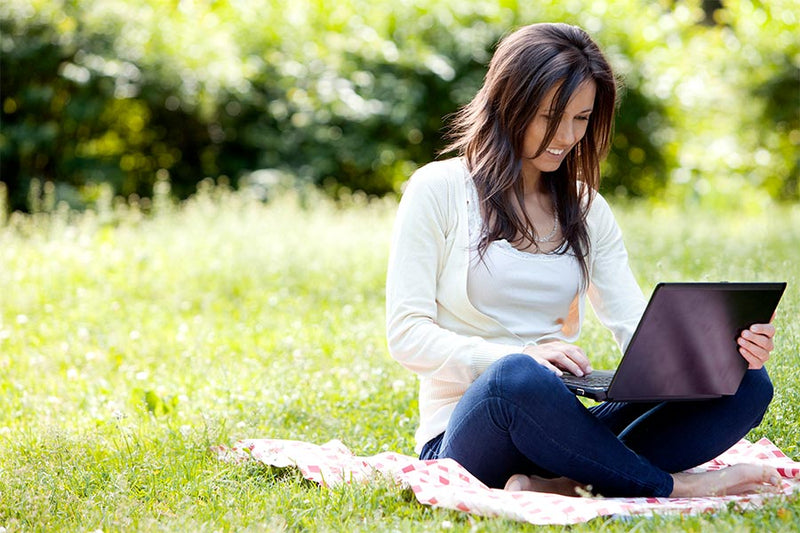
[560,282,786,402]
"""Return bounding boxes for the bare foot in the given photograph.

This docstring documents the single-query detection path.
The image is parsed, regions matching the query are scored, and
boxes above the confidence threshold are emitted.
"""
[670,464,783,497]
[504,473,583,496]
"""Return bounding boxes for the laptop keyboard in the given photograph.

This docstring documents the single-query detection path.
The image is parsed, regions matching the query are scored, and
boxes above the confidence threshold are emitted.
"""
[560,371,613,388]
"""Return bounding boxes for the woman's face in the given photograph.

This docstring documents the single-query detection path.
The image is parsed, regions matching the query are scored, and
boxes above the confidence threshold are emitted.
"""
[521,79,596,179]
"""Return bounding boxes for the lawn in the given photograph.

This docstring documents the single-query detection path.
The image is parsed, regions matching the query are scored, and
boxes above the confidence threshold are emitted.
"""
[1,186,798,531]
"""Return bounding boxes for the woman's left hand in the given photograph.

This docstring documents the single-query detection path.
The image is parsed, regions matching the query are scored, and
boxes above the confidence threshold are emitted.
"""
[737,323,776,370]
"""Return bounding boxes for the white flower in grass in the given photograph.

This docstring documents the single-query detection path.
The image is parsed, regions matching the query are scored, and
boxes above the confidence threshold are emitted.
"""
[176,323,189,342]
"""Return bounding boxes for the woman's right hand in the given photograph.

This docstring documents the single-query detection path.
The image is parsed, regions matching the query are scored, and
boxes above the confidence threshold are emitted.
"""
[521,341,593,377]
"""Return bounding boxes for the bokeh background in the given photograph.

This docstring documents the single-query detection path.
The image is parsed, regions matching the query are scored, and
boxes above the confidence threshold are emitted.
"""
[1,0,798,213]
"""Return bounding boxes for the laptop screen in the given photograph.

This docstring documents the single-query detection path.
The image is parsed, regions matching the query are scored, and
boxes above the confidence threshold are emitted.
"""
[606,282,786,401]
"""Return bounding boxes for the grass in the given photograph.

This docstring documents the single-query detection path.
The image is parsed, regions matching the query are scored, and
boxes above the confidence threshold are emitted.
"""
[0,184,798,532]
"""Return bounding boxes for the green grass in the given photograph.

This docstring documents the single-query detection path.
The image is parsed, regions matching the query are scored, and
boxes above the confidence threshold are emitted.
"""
[0,186,798,532]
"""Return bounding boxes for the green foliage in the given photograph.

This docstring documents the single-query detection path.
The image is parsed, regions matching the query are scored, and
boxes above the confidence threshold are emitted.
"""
[0,189,798,530]
[1,0,798,212]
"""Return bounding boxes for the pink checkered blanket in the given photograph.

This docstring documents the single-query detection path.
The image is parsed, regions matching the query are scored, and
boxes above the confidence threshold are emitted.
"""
[214,437,799,525]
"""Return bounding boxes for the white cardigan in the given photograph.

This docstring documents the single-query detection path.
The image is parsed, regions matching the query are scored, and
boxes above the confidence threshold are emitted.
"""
[385,158,647,452]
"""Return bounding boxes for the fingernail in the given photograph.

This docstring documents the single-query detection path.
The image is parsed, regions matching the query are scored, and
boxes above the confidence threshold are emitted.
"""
[770,475,780,486]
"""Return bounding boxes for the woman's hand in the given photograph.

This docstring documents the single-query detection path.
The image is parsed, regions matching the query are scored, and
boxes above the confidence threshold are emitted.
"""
[521,341,593,377]
[738,323,776,370]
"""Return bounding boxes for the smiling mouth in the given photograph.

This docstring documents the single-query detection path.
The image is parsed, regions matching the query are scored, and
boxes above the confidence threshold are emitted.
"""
[546,148,565,156]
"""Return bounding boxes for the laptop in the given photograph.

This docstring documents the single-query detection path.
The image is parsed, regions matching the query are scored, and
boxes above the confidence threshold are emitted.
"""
[560,282,786,402]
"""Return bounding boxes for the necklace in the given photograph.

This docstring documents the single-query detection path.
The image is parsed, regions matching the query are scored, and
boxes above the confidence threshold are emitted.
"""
[534,211,559,243]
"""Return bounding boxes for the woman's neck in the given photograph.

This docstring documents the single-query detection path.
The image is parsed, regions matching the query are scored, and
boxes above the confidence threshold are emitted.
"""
[521,168,546,198]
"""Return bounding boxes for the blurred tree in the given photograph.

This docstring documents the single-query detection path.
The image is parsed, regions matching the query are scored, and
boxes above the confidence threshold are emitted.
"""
[1,16,78,210]
[0,0,797,212]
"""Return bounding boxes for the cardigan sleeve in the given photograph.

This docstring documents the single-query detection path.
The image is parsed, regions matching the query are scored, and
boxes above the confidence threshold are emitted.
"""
[586,193,647,352]
[385,164,520,384]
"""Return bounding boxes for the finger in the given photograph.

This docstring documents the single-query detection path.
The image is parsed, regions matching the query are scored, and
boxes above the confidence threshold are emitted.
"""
[553,352,585,377]
[738,343,767,369]
[738,335,769,362]
[535,342,585,376]
[533,356,564,377]
[549,344,590,376]
[559,345,592,375]
[749,323,775,339]
[567,345,591,371]
[740,330,774,353]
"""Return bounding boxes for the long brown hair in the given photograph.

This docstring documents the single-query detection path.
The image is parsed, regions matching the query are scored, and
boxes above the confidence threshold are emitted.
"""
[442,23,617,284]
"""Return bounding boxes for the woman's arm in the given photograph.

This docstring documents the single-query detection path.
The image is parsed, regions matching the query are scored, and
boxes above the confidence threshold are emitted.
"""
[385,166,519,384]
[586,195,777,369]
[585,193,647,352]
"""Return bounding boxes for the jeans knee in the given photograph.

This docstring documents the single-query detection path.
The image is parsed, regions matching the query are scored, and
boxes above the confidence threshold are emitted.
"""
[741,367,773,413]
[732,367,773,430]
[491,353,566,404]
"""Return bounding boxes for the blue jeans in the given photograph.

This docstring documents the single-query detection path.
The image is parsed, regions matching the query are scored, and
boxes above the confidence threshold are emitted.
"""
[419,353,773,497]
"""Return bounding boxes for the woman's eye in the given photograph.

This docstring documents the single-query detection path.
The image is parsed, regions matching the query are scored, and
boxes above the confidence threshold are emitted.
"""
[576,115,591,121]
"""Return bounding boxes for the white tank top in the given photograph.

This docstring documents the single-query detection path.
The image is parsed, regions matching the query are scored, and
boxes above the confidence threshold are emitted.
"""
[466,180,583,341]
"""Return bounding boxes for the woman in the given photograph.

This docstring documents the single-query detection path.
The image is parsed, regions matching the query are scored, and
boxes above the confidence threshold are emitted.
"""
[385,23,780,498]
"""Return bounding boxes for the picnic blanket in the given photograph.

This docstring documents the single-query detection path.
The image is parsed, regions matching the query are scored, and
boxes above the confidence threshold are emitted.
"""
[214,437,799,525]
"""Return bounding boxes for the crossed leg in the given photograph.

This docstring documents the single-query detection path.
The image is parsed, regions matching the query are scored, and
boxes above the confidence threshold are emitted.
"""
[438,354,780,497]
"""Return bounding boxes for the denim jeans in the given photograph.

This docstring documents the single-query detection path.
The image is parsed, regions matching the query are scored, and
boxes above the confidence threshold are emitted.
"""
[419,353,773,497]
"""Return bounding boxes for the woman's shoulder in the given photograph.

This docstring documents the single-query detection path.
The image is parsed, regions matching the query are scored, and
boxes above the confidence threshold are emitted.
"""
[395,158,468,230]
[407,157,468,187]
[576,183,617,236]
[402,157,468,201]
[576,181,611,215]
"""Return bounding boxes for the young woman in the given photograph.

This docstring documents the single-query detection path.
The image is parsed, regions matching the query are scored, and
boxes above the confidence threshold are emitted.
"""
[385,22,780,498]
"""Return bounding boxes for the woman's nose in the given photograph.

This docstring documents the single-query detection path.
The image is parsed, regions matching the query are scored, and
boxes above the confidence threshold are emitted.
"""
[555,119,575,145]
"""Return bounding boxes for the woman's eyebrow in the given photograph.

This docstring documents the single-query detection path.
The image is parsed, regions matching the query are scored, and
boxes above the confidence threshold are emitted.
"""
[544,106,594,114]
